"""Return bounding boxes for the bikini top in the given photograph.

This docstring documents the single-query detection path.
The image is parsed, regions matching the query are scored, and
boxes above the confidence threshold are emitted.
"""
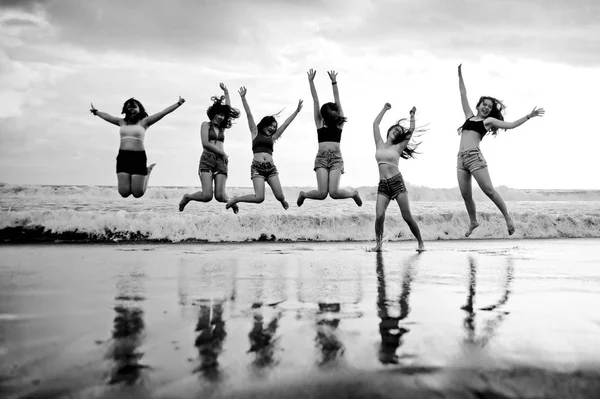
[317,125,342,143]
[375,146,399,167]
[460,117,488,136]
[252,133,274,155]
[208,124,225,142]
[120,124,146,142]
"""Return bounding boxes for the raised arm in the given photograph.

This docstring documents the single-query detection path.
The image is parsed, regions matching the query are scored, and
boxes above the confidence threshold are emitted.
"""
[200,122,227,157]
[373,103,391,146]
[273,99,303,141]
[144,96,185,127]
[398,107,417,152]
[238,86,257,137]
[90,103,122,126]
[328,70,344,118]
[220,83,231,106]
[307,69,322,128]
[458,64,474,119]
[486,107,545,131]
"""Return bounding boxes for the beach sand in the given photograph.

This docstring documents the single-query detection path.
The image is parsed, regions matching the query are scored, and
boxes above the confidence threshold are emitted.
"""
[1,239,599,398]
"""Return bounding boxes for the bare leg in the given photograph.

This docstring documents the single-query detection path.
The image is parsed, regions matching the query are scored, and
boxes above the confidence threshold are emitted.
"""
[117,173,132,198]
[179,172,214,212]
[396,193,425,252]
[328,169,362,205]
[266,175,289,210]
[297,168,329,206]
[472,167,515,235]
[457,169,479,237]
[214,174,239,214]
[143,163,156,192]
[226,178,265,209]
[369,194,391,252]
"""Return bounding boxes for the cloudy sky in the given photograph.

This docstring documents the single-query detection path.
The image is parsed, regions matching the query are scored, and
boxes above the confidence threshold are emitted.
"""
[1,0,599,189]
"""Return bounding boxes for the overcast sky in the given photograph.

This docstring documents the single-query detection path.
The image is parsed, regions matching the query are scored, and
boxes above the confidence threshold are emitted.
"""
[1,0,599,189]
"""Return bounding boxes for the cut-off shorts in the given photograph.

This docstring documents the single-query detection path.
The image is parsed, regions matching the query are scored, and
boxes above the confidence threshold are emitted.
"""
[250,160,279,180]
[199,151,228,176]
[377,172,407,200]
[116,149,147,175]
[457,148,488,173]
[314,150,344,173]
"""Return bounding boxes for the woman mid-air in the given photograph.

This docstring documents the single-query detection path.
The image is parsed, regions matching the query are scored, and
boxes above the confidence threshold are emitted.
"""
[296,69,362,207]
[457,64,544,237]
[370,103,425,253]
[179,84,241,213]
[90,96,185,198]
[225,86,303,212]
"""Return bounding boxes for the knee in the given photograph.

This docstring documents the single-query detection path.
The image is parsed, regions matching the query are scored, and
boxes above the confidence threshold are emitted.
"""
[132,190,144,198]
[274,193,285,202]
[214,193,227,203]
[118,190,131,198]
[482,187,495,197]
[375,214,386,225]
[401,212,414,223]
[329,190,341,199]
[314,191,328,200]
[460,191,472,201]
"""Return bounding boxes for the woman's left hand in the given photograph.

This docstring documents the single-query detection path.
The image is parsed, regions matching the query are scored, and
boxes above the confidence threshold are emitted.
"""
[529,107,545,118]
[296,99,304,112]
[219,83,228,92]
[177,96,186,106]
[327,70,338,83]
[410,106,416,115]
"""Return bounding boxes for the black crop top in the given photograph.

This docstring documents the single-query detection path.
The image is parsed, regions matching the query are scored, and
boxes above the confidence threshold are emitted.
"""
[317,126,342,143]
[460,117,488,136]
[208,125,225,142]
[252,133,274,155]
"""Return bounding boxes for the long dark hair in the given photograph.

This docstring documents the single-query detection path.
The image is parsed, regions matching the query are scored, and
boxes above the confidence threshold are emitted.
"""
[458,96,506,136]
[386,119,424,159]
[121,98,148,125]
[206,96,240,129]
[320,102,347,127]
[257,115,278,136]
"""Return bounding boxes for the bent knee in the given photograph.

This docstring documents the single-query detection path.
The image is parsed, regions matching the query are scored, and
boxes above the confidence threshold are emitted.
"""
[215,194,227,203]
[132,191,145,198]
[482,188,495,197]
[329,190,342,199]
[119,191,131,198]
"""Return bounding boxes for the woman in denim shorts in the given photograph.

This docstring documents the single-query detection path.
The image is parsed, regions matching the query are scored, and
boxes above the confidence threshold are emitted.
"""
[225,86,303,211]
[457,64,545,236]
[296,69,362,207]
[370,103,425,252]
[179,83,241,212]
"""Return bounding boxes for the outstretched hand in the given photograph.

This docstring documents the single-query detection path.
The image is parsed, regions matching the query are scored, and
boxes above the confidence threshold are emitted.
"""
[327,70,338,83]
[529,107,545,118]
[307,69,316,81]
[177,96,185,106]
[90,102,97,115]
[296,99,303,112]
[238,86,247,98]
[220,82,228,92]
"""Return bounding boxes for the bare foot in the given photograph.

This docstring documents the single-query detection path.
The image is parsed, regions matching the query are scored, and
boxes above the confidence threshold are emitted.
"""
[297,191,305,207]
[416,242,426,253]
[507,219,515,235]
[231,203,239,214]
[179,194,190,212]
[147,163,156,174]
[353,191,363,207]
[225,198,237,210]
[367,244,382,252]
[465,221,479,237]
[281,200,289,210]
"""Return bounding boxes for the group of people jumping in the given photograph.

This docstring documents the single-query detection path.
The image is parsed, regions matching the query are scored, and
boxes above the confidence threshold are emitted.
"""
[90,65,545,252]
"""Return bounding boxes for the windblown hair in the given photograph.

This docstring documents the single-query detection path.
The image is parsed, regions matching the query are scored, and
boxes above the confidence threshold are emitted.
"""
[458,96,506,136]
[320,102,347,127]
[121,98,148,124]
[206,95,241,129]
[386,119,424,159]
[257,115,278,135]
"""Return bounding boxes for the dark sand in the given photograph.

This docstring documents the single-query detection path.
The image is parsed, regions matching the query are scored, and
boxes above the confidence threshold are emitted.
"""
[1,239,599,398]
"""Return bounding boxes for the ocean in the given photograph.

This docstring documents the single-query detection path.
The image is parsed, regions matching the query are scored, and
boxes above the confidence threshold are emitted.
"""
[1,183,599,243]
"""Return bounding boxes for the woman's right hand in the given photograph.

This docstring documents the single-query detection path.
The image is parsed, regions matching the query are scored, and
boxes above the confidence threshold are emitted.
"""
[307,69,316,81]
[383,103,391,110]
[458,64,463,76]
[238,86,247,98]
[90,103,98,115]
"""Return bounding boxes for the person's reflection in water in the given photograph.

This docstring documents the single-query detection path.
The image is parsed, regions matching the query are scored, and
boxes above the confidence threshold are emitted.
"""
[248,303,283,373]
[376,252,419,364]
[108,270,148,385]
[462,256,514,346]
[193,300,226,380]
[315,302,344,367]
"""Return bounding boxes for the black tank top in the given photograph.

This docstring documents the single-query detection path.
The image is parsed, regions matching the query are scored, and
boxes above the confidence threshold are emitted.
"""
[252,133,274,155]
[460,117,487,136]
[317,125,342,143]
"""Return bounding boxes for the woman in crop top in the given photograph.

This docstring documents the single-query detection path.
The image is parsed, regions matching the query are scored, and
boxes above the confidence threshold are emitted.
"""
[225,86,303,212]
[90,96,185,198]
[296,69,362,207]
[180,83,241,212]
[457,64,545,237]
[370,103,425,252]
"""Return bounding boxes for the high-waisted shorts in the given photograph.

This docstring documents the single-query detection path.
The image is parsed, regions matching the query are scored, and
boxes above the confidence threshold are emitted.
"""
[199,151,228,176]
[116,149,147,175]
[457,148,488,173]
[314,150,344,173]
[250,160,279,180]
[377,172,407,200]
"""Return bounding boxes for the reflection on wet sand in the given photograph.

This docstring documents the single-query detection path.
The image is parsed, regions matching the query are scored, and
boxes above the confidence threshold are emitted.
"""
[462,256,514,347]
[107,269,149,385]
[376,252,419,365]
[194,300,226,380]
[247,303,282,372]
[315,302,344,367]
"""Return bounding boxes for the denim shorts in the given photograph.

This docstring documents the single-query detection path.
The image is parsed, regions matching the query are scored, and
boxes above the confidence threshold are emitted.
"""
[116,149,147,175]
[199,151,228,176]
[250,160,279,180]
[457,148,488,173]
[377,172,407,200]
[314,150,344,173]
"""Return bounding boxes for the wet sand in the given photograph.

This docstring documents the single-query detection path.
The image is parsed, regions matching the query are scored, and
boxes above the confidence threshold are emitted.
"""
[1,239,600,398]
